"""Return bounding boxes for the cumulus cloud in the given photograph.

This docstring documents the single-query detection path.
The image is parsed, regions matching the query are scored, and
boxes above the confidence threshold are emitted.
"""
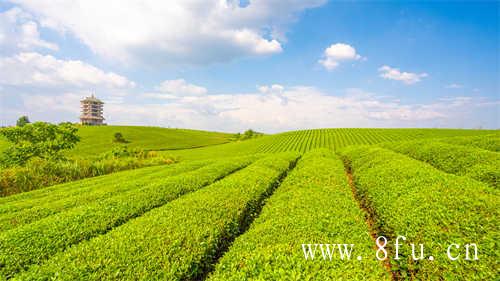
[0,7,58,54]
[156,79,208,96]
[10,0,326,65]
[22,92,82,114]
[378,65,428,85]
[258,84,285,95]
[4,82,497,130]
[318,43,363,70]
[445,83,463,89]
[0,52,135,88]
[102,84,496,132]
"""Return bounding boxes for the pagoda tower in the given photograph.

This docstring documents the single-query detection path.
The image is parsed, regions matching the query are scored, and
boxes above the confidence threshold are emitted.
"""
[80,94,105,125]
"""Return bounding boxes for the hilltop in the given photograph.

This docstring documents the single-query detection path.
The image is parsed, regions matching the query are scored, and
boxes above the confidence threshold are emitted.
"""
[0,125,235,157]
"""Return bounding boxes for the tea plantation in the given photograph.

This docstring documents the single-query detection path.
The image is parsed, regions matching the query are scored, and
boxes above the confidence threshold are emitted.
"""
[0,125,233,157]
[0,129,498,280]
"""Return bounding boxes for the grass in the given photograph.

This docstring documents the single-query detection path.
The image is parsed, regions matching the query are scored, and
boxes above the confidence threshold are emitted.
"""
[0,125,234,196]
[0,125,233,158]
[0,163,194,206]
[68,125,234,157]
[0,136,7,155]
[0,152,176,196]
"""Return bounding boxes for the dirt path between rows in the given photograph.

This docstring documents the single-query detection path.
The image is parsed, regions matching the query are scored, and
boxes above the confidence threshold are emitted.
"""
[343,162,401,280]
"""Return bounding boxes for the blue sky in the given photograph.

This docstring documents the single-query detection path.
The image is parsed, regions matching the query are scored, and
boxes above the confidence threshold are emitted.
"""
[0,0,498,132]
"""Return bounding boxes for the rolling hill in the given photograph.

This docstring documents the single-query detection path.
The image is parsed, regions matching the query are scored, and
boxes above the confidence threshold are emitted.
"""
[0,125,235,157]
[162,128,499,161]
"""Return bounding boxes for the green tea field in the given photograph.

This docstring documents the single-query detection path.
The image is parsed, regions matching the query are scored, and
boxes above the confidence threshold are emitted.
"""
[0,126,233,158]
[0,128,498,280]
[1,0,498,279]
[163,128,498,160]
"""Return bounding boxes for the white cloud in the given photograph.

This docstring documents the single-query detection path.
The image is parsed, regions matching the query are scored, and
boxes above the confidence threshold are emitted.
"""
[10,0,326,65]
[258,84,285,95]
[0,7,58,54]
[156,79,207,96]
[5,82,497,130]
[0,52,135,88]
[445,83,463,89]
[22,92,81,114]
[103,84,492,132]
[318,43,363,70]
[378,65,428,85]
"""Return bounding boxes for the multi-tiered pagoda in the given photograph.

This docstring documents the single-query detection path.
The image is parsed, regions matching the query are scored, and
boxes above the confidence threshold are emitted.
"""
[80,94,105,125]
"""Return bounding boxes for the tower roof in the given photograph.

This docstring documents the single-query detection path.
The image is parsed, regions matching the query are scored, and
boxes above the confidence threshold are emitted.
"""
[81,94,104,104]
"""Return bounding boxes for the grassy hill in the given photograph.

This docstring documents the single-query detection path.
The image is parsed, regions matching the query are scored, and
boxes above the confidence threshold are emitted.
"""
[0,126,235,157]
[163,128,498,161]
[70,126,235,156]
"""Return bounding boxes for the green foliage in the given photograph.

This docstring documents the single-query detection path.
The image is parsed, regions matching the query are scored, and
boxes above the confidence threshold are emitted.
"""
[16,116,30,127]
[339,146,498,280]
[16,153,298,280]
[437,134,500,152]
[0,160,213,232]
[113,132,127,143]
[0,128,498,279]
[167,128,496,161]
[241,129,262,140]
[98,146,153,160]
[0,156,256,278]
[209,149,390,280]
[0,151,176,197]
[0,122,80,166]
[232,129,263,141]
[0,164,178,209]
[253,128,498,153]
[69,125,233,157]
[244,129,254,138]
[382,140,499,188]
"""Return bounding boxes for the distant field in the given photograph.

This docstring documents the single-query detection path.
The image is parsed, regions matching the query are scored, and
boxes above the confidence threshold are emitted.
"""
[164,128,498,161]
[0,126,234,157]
[68,126,234,156]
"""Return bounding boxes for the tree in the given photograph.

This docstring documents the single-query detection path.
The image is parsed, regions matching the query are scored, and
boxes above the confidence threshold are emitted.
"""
[0,122,80,166]
[113,132,127,143]
[243,129,255,139]
[16,116,30,127]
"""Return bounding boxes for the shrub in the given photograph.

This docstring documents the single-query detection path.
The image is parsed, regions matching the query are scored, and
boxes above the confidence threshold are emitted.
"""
[339,146,498,280]
[16,116,30,127]
[437,134,500,152]
[382,140,499,188]
[0,152,177,197]
[0,160,213,232]
[0,156,257,278]
[14,153,298,280]
[208,149,390,280]
[0,122,79,167]
[113,132,127,143]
